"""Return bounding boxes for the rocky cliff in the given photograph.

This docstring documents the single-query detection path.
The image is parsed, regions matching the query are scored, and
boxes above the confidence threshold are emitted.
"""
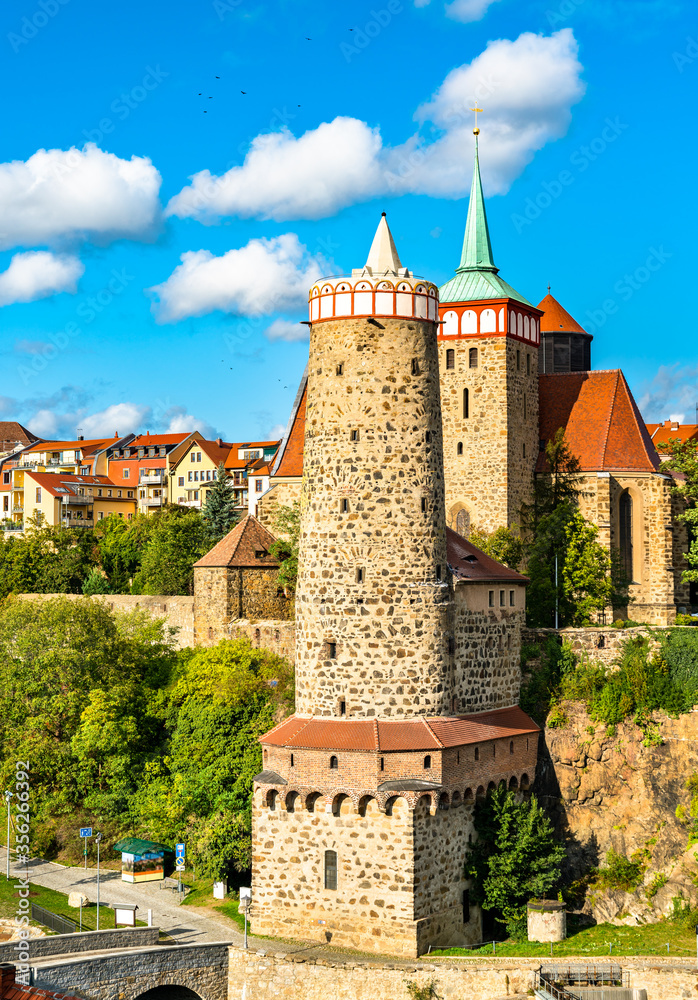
[536,701,698,924]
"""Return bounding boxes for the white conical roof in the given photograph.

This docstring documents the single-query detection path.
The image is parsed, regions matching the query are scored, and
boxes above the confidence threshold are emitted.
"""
[352,213,411,278]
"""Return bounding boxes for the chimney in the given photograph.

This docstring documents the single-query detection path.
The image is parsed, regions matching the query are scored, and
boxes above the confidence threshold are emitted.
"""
[671,421,680,430]
[0,964,16,996]
[77,435,84,441]
[663,419,671,428]
[216,437,223,447]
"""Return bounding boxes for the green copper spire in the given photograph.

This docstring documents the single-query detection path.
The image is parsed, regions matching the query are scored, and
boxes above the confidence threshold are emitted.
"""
[458,134,496,272]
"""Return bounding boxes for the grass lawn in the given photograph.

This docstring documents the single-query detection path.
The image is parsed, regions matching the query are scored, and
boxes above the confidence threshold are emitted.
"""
[0,872,144,933]
[179,877,246,933]
[430,915,698,959]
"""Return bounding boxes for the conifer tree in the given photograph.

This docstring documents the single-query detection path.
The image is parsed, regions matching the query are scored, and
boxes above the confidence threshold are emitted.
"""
[203,462,238,539]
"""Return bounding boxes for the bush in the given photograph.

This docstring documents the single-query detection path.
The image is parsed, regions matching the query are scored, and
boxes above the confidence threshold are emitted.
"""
[594,849,646,892]
[675,614,698,626]
[519,638,577,724]
[405,981,443,1000]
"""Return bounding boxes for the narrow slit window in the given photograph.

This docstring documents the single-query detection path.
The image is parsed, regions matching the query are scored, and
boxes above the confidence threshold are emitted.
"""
[426,431,431,443]
[500,590,505,607]
[516,349,521,370]
[527,353,531,375]
[356,567,364,583]
[340,700,346,716]
[523,393,527,419]
[469,347,478,369]
[328,641,337,659]
[421,497,427,513]
[488,590,494,607]
[340,498,349,513]
[446,348,455,369]
[411,358,420,375]
[510,740,514,754]
[290,753,294,767]
[435,565,442,581]
[457,442,464,456]
[380,757,385,771]
[509,590,515,606]
[324,850,338,891]
[336,363,344,375]
[463,388,469,419]
[350,429,359,442]
[474,747,479,761]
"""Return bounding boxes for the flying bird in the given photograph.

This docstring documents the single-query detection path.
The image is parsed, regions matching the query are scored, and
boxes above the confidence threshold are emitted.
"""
[215,75,220,79]
[241,90,247,94]
[305,36,311,40]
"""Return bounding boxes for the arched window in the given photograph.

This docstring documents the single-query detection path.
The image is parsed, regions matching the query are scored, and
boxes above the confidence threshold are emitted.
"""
[329,755,338,769]
[443,310,459,337]
[481,308,496,332]
[469,347,478,369]
[462,309,477,333]
[463,388,469,419]
[457,442,464,456]
[324,850,338,890]
[456,508,470,537]
[446,348,455,369]
[619,491,633,581]
[423,755,432,769]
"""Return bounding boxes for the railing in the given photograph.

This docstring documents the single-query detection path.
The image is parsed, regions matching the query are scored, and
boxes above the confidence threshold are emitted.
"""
[62,496,92,504]
[534,966,630,1000]
[140,496,165,506]
[31,903,76,935]
[139,473,165,484]
[12,504,23,512]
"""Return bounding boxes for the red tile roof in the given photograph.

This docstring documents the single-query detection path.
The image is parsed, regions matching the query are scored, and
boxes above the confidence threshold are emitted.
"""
[273,372,307,479]
[23,471,123,498]
[24,438,115,453]
[538,370,660,473]
[536,292,587,334]
[261,706,539,751]
[0,423,39,450]
[194,514,280,568]
[447,528,528,583]
[647,421,698,451]
[126,433,191,447]
[0,963,82,1000]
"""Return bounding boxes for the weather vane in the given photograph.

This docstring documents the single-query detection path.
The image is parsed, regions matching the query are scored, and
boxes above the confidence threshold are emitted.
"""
[470,106,483,135]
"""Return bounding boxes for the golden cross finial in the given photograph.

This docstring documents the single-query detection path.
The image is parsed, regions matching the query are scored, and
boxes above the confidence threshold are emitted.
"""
[470,106,483,134]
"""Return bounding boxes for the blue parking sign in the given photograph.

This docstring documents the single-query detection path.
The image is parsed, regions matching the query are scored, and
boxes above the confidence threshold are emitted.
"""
[80,827,92,838]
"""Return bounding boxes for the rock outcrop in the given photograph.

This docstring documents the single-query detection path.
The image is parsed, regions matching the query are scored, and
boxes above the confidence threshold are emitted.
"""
[536,701,698,924]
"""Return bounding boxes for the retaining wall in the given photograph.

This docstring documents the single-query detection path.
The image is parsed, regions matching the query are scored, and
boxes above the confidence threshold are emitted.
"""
[0,926,159,963]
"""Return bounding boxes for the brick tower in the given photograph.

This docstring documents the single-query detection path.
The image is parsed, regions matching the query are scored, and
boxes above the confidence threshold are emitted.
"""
[251,216,539,958]
[439,131,542,536]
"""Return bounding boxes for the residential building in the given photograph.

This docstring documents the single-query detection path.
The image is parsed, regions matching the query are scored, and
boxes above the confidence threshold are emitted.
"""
[168,435,279,513]
[0,422,39,459]
[105,432,192,514]
[19,471,136,528]
[646,419,698,459]
[16,435,126,477]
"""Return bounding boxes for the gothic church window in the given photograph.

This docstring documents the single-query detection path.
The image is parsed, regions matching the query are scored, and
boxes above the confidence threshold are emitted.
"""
[324,850,338,890]
[456,508,470,536]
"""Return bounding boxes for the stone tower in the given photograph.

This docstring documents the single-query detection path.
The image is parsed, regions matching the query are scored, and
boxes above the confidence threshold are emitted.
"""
[439,132,542,536]
[251,216,539,958]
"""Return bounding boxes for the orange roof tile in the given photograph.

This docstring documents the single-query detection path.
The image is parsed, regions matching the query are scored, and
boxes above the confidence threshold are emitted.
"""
[23,471,124,498]
[0,423,39,449]
[536,292,587,334]
[447,527,528,583]
[0,963,82,1000]
[126,433,191,447]
[24,437,114,453]
[261,706,539,751]
[538,370,660,473]
[272,370,307,479]
[194,514,280,568]
[647,421,698,450]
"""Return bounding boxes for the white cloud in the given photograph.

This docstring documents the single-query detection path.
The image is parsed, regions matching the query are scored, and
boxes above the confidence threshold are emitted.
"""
[444,0,501,22]
[0,252,83,306]
[160,406,217,438]
[265,318,309,343]
[637,364,698,424]
[149,234,325,323]
[0,144,162,250]
[27,402,149,440]
[167,118,383,223]
[267,423,286,440]
[166,31,584,223]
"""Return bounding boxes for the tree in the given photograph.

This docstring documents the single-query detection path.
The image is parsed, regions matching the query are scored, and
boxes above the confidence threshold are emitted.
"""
[94,513,156,592]
[0,515,98,598]
[82,568,111,595]
[131,506,212,595]
[203,462,239,539]
[269,502,300,593]
[468,525,524,570]
[464,785,565,937]
[662,437,698,584]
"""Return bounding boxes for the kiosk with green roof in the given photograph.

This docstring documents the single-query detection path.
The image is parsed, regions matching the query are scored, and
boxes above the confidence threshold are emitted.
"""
[113,838,173,883]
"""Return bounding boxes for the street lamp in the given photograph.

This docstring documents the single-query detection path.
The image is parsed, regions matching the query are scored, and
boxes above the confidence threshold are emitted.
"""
[3,791,12,879]
[95,833,102,930]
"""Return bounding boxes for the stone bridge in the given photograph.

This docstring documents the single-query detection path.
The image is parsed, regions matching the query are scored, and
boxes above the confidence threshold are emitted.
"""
[32,941,231,1000]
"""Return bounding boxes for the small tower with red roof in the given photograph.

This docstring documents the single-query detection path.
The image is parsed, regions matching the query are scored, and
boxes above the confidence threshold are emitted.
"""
[438,131,542,536]
[537,290,593,373]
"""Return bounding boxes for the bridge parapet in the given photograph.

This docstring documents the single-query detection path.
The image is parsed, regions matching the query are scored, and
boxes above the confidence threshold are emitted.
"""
[0,927,160,964]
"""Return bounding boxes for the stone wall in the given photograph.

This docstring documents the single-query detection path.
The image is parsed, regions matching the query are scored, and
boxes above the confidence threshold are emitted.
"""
[227,948,698,1000]
[439,336,538,535]
[193,566,292,643]
[32,941,229,1000]
[522,625,697,670]
[453,583,524,711]
[231,619,296,661]
[256,480,301,531]
[296,314,453,718]
[0,927,159,963]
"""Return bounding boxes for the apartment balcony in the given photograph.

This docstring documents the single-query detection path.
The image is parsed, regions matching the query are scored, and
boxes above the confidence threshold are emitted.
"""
[61,495,92,505]
[61,518,93,528]
[139,472,166,485]
[12,504,23,513]
[140,496,165,507]
[179,499,202,508]
[15,463,38,471]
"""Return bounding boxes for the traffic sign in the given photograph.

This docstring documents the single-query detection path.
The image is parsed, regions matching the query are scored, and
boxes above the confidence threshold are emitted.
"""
[79,827,92,838]
[175,843,185,857]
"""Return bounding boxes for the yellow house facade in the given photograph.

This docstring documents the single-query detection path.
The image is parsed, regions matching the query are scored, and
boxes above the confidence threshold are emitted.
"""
[21,472,137,528]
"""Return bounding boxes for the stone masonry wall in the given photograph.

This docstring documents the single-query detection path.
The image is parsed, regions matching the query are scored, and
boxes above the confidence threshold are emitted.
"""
[256,480,302,531]
[296,315,453,718]
[0,926,159,963]
[439,336,538,534]
[227,948,698,1000]
[194,566,292,643]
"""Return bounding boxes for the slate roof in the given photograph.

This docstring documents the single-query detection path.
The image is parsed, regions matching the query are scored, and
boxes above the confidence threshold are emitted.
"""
[447,527,528,583]
[538,370,660,473]
[260,706,540,752]
[194,515,280,568]
[536,292,588,334]
[272,368,307,478]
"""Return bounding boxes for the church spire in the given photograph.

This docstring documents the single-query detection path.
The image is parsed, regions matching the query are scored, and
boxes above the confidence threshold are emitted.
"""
[458,133,497,273]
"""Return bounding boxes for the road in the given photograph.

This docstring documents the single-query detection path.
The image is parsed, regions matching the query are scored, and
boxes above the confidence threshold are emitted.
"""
[1,848,242,947]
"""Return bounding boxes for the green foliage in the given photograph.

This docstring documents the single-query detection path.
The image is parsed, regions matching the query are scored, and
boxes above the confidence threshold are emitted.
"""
[662,438,698,583]
[82,568,111,594]
[468,525,524,570]
[547,704,568,728]
[675,613,698,626]
[405,981,443,1000]
[464,786,565,937]
[594,849,646,892]
[645,873,668,899]
[0,595,294,883]
[202,462,238,539]
[270,502,300,593]
[132,506,213,595]
[0,515,97,597]
[519,637,577,723]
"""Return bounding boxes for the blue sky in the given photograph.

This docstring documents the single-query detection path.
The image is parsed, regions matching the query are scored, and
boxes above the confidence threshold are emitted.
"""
[0,0,695,441]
